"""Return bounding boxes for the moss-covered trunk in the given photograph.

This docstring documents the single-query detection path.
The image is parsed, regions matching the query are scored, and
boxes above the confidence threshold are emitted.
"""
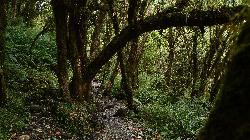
[196,15,250,140]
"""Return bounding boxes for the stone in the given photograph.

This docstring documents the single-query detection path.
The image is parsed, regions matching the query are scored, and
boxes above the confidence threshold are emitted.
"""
[18,135,30,140]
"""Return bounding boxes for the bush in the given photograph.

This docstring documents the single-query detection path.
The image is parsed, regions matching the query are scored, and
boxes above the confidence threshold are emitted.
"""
[132,98,210,139]
[131,74,210,139]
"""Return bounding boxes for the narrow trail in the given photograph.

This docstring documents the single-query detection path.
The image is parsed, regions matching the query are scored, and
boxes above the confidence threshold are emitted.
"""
[91,89,144,140]
[11,83,144,140]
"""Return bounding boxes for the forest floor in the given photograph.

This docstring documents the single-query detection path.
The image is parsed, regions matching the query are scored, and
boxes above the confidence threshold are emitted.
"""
[10,83,144,140]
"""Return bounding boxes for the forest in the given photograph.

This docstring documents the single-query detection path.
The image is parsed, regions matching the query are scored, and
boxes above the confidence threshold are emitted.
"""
[0,0,250,139]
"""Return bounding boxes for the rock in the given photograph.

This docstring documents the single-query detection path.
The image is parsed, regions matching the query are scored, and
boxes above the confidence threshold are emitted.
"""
[18,135,30,140]
[113,108,128,117]
[104,104,115,110]
[131,135,142,140]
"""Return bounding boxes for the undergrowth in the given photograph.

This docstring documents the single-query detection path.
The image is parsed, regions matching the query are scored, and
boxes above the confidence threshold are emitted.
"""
[56,101,95,138]
[134,74,211,139]
[111,73,211,139]
[0,20,57,139]
[0,20,96,139]
[0,90,29,139]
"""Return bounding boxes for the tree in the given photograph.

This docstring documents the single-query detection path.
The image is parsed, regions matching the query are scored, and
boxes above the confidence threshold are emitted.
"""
[51,0,70,100]
[51,0,246,102]
[52,0,90,101]
[84,5,245,89]
[0,0,8,106]
[196,8,250,139]
[105,0,135,109]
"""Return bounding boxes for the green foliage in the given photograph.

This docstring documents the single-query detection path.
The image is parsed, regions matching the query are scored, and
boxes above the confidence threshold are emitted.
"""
[141,31,168,75]
[56,102,94,137]
[134,100,209,139]
[0,20,57,139]
[1,1,247,139]
[131,74,210,139]
[137,99,209,139]
[0,91,29,139]
[5,22,57,91]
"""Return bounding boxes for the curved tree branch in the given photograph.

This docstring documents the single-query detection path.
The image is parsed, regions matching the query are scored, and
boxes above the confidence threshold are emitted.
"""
[84,5,247,82]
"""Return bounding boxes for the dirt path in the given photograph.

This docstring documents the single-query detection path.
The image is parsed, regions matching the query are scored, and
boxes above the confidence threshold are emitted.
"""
[11,84,144,140]
[91,92,144,140]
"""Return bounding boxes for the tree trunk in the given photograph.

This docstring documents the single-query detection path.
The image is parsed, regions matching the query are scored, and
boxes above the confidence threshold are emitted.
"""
[79,2,90,101]
[165,28,175,87]
[68,0,89,101]
[106,0,134,109]
[118,51,134,109]
[12,0,17,18]
[197,35,220,96]
[191,30,198,97]
[127,0,140,91]
[90,11,106,59]
[101,20,117,95]
[196,18,250,140]
[103,61,119,96]
[68,7,83,100]
[51,0,70,100]
[127,39,139,90]
[209,44,230,102]
[0,0,7,107]
[0,69,6,107]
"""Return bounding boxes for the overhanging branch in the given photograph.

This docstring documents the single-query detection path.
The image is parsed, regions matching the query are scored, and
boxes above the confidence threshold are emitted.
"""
[139,5,245,33]
[84,5,247,82]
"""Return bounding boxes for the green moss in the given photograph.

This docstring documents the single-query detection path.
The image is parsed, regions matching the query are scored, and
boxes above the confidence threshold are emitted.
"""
[196,16,250,139]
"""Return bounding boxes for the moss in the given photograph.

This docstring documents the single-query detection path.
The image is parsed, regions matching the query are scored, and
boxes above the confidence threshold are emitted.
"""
[196,16,250,139]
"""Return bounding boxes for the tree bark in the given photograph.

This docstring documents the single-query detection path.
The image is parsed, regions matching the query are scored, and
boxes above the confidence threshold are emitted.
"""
[12,0,17,18]
[209,42,230,102]
[51,0,70,100]
[198,26,227,96]
[68,3,84,100]
[127,0,140,91]
[165,28,175,87]
[127,39,139,90]
[105,0,134,109]
[0,0,7,106]
[191,30,198,97]
[90,11,106,59]
[103,61,119,96]
[68,0,89,101]
[102,20,116,95]
[198,37,219,96]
